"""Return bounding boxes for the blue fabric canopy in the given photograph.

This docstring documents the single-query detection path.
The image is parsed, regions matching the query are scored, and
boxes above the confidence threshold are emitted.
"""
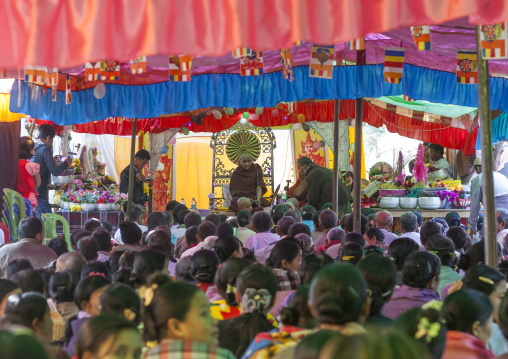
[9,64,508,125]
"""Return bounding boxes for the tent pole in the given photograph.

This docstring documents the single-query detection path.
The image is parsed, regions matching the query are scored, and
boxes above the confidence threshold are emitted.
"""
[332,100,340,214]
[353,99,363,232]
[476,26,496,267]
[126,118,137,221]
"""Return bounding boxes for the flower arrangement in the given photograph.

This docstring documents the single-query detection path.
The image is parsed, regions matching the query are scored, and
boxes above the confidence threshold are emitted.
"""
[70,204,82,211]
[437,190,459,203]
[69,158,82,175]
[413,144,429,188]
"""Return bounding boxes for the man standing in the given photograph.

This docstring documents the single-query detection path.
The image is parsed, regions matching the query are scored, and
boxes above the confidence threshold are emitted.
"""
[0,217,56,271]
[375,211,398,245]
[120,149,151,219]
[33,124,72,218]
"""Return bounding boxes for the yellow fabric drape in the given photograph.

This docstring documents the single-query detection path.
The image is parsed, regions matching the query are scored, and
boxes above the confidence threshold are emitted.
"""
[0,94,24,122]
[328,127,366,178]
[175,137,213,209]
[114,137,133,179]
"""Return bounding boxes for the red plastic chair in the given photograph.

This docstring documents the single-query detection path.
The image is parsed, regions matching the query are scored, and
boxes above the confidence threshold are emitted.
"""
[0,222,10,245]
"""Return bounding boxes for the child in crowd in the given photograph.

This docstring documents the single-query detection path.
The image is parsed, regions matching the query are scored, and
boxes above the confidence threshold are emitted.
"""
[15,136,41,209]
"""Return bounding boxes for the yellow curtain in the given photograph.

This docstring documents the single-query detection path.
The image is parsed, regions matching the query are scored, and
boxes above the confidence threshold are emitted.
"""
[114,137,133,179]
[175,137,213,209]
[0,94,24,122]
[328,127,366,178]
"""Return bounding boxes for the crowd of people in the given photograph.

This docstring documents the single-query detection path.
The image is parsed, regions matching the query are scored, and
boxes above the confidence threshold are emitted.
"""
[1,198,508,359]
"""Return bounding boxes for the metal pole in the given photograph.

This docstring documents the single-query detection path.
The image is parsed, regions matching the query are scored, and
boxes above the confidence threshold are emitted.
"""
[126,118,137,221]
[332,100,340,213]
[476,26,497,267]
[353,99,363,232]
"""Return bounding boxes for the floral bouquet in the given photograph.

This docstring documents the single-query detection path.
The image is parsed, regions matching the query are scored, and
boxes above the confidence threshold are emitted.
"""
[437,190,459,203]
[69,158,82,175]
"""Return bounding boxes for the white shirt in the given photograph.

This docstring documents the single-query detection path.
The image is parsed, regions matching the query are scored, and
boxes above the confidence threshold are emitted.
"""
[399,231,422,246]
[113,223,148,244]
[180,236,218,259]
[497,228,508,245]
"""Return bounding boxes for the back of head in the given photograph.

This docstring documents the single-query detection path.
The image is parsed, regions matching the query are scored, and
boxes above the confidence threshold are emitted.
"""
[420,221,442,246]
[146,212,166,231]
[47,237,69,257]
[119,251,138,269]
[426,234,456,267]
[445,212,462,227]
[442,288,493,335]
[107,251,124,275]
[146,229,172,253]
[214,258,249,306]
[77,237,99,261]
[176,210,190,226]
[400,212,418,233]
[319,210,338,230]
[300,254,334,284]
[237,210,252,228]
[99,284,141,324]
[4,259,32,279]
[0,279,19,304]
[236,264,278,304]
[266,239,302,269]
[19,217,43,240]
[185,226,199,247]
[11,292,48,329]
[204,214,221,227]
[81,261,109,280]
[57,252,87,274]
[49,271,78,303]
[280,284,315,329]
[74,275,111,309]
[119,221,142,245]
[295,330,342,359]
[184,211,202,229]
[191,249,219,283]
[358,255,397,316]
[462,264,506,296]
[412,210,424,225]
[365,227,385,243]
[173,204,188,222]
[214,236,240,263]
[84,218,101,233]
[252,211,272,233]
[161,211,173,227]
[338,242,364,265]
[129,206,142,223]
[285,210,302,223]
[101,222,113,234]
[309,264,367,325]
[70,229,92,249]
[312,213,320,229]
[175,257,194,282]
[197,221,217,241]
[37,123,56,140]
[388,237,420,271]
[344,232,366,247]
[277,216,297,236]
[11,269,45,294]
[271,204,289,225]
[217,222,234,239]
[375,210,393,228]
[402,251,441,288]
[446,226,469,251]
[131,249,167,287]
[166,200,180,213]
[288,222,311,237]
[301,205,316,221]
[458,240,485,271]
[327,228,345,243]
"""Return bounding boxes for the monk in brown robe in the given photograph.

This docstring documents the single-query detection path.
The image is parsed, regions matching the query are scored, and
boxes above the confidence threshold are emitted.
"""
[288,165,308,207]
[230,153,271,213]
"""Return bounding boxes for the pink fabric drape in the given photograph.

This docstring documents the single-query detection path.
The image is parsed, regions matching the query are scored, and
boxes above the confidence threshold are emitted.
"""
[0,0,506,68]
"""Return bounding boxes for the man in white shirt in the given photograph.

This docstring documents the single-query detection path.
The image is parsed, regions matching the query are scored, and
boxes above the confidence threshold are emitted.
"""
[399,212,422,246]
[114,206,147,244]
[375,211,398,245]
[180,221,217,258]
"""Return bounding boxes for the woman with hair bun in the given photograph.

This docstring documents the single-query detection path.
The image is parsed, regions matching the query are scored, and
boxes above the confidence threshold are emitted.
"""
[235,210,255,246]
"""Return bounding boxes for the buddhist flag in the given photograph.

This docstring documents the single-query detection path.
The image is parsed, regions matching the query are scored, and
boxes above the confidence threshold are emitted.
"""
[46,67,58,86]
[25,66,46,83]
[85,62,101,82]
[169,55,193,82]
[240,49,263,76]
[480,23,508,60]
[0,68,5,78]
[383,47,405,84]
[281,49,294,81]
[232,47,251,59]
[456,50,478,84]
[130,56,147,74]
[403,94,414,101]
[65,75,72,104]
[52,85,57,102]
[410,25,431,51]
[349,37,365,51]
[100,60,120,81]
[309,44,335,79]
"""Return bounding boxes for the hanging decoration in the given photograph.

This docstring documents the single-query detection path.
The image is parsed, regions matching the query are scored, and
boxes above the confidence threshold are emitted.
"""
[100,60,120,81]
[212,110,222,119]
[271,108,279,117]
[281,48,294,81]
[232,47,251,59]
[402,94,414,101]
[240,49,263,76]
[383,47,405,84]
[309,44,335,79]
[348,37,365,50]
[249,114,259,120]
[161,145,169,155]
[0,68,5,77]
[255,107,263,115]
[130,56,147,74]
[225,107,235,115]
[302,123,310,131]
[65,75,72,105]
[46,67,58,86]
[479,23,508,60]
[242,111,250,119]
[410,26,431,51]
[169,55,193,82]
[181,126,189,135]
[297,114,306,123]
[93,82,106,99]
[24,66,46,84]
[456,50,478,84]
[85,62,101,82]
[293,123,302,130]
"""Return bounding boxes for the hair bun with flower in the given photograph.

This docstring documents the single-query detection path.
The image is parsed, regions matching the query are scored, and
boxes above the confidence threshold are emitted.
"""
[26,136,34,145]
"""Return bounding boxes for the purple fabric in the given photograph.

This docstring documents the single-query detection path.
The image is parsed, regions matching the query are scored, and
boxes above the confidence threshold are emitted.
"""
[313,232,328,250]
[64,317,88,357]
[381,285,440,320]
[254,242,277,264]
[245,231,280,251]
[278,292,295,314]
[380,229,399,245]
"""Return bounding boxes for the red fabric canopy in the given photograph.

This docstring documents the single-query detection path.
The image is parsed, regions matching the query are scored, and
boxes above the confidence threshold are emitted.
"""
[1,0,506,68]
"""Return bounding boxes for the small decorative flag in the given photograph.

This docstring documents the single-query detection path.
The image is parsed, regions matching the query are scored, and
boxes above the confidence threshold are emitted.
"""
[46,67,58,86]
[383,47,405,84]
[24,66,46,83]
[403,94,414,101]
[65,75,72,104]
[281,49,294,81]
[169,55,193,82]
[0,68,5,78]
[232,48,251,59]
[240,50,264,76]
[456,50,478,84]
[480,23,508,60]
[85,62,101,81]
[52,85,57,102]
[130,56,147,74]
[410,26,431,51]
[309,44,335,79]
[348,37,365,51]
[24,66,34,82]
[100,60,120,81]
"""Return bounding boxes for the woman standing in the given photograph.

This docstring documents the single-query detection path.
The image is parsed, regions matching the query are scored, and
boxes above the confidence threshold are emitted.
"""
[15,136,41,209]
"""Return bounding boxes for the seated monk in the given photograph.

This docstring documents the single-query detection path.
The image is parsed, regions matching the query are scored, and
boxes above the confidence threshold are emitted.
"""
[287,165,308,207]
[230,153,271,213]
